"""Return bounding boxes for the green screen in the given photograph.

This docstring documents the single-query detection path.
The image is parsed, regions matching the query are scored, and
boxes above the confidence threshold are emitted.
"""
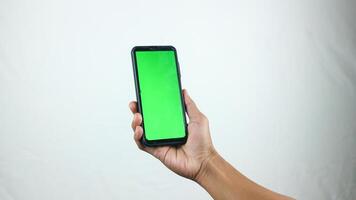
[135,50,186,141]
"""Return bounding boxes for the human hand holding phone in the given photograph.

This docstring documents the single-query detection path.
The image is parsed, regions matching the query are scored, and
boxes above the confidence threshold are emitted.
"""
[129,89,217,180]
[129,89,293,200]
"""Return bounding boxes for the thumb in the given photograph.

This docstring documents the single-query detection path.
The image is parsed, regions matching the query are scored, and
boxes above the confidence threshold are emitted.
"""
[183,89,202,120]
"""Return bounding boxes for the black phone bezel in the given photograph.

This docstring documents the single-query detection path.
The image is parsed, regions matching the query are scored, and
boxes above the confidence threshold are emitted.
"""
[131,45,188,147]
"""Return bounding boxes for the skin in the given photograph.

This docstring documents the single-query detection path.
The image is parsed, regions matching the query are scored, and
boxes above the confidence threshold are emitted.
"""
[129,89,293,200]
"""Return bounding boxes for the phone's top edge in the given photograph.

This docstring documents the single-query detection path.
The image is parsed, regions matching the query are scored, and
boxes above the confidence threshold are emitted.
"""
[131,45,176,53]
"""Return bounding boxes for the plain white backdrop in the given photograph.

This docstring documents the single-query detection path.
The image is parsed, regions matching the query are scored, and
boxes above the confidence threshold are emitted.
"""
[1,0,355,199]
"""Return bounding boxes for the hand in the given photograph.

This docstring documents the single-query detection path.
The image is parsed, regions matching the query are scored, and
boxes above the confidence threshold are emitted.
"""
[129,89,293,199]
[129,89,217,180]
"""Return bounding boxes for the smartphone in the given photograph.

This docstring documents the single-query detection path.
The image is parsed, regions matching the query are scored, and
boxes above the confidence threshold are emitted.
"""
[131,46,188,146]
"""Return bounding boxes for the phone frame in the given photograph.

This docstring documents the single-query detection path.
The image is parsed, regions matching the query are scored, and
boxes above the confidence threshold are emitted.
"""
[131,46,188,147]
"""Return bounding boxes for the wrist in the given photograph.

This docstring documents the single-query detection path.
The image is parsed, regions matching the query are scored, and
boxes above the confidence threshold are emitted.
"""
[194,148,219,184]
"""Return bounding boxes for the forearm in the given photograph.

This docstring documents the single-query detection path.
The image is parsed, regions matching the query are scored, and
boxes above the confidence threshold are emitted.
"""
[195,152,292,200]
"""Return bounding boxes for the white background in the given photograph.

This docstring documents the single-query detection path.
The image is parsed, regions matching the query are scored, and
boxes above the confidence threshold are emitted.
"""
[1,0,356,199]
